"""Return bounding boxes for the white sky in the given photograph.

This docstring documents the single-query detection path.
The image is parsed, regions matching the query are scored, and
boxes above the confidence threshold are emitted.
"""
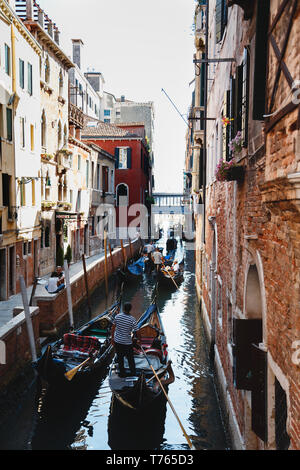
[37,0,196,193]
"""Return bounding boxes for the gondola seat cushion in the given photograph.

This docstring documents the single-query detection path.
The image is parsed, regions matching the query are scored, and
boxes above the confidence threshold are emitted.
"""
[63,334,100,354]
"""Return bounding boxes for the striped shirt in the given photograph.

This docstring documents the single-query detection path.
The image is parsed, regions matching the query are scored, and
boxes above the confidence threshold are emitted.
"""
[113,312,138,345]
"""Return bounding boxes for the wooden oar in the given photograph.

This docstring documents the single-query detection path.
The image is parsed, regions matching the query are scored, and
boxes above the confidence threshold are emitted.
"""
[161,264,179,289]
[64,356,92,381]
[139,344,195,450]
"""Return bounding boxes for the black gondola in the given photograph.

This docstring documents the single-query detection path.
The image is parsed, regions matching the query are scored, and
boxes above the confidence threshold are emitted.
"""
[157,262,184,288]
[108,302,174,410]
[35,299,121,385]
[117,257,145,283]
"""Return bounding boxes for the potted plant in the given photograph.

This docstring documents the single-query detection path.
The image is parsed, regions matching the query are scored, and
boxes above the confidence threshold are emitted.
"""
[56,244,64,267]
[215,158,244,183]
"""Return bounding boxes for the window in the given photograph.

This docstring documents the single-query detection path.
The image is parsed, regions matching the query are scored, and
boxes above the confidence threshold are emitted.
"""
[27,241,32,255]
[78,154,81,171]
[59,69,63,95]
[102,166,109,192]
[6,108,12,142]
[104,119,110,123]
[116,184,128,206]
[76,190,81,212]
[241,48,250,146]
[45,56,50,83]
[20,179,26,206]
[4,44,10,75]
[41,110,46,148]
[96,163,100,189]
[115,147,132,169]
[86,160,89,187]
[30,124,34,151]
[104,109,111,116]
[2,174,11,208]
[57,121,62,149]
[70,189,73,205]
[215,0,228,44]
[45,226,50,247]
[20,117,25,148]
[27,63,33,95]
[31,179,35,206]
[23,242,27,257]
[19,59,25,89]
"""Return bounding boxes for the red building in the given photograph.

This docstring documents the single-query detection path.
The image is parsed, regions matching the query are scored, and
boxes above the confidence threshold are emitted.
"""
[81,119,153,239]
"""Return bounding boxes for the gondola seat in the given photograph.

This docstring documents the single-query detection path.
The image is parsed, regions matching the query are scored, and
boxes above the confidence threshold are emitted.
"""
[62,333,100,356]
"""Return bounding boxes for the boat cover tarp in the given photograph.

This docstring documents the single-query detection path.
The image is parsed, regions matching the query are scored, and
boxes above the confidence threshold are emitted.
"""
[127,257,145,275]
[124,354,162,371]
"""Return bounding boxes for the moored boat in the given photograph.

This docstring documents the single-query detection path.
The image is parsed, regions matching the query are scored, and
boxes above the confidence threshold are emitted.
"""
[117,256,145,283]
[108,302,174,410]
[35,300,121,385]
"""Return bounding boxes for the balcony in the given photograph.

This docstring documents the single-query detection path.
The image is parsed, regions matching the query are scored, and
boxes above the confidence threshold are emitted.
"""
[69,102,84,129]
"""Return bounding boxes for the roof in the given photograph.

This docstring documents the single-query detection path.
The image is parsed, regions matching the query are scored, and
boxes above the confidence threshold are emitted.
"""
[81,115,141,139]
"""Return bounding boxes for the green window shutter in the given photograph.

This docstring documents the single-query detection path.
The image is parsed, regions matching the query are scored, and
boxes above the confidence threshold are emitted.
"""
[234,64,243,135]
[241,48,250,146]
[127,147,132,169]
[28,63,33,95]
[6,108,12,142]
[114,147,120,169]
[216,0,223,43]
[19,59,24,89]
[253,0,270,120]
[5,44,10,75]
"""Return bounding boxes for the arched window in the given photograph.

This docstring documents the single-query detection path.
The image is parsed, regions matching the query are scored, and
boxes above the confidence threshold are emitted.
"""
[116,183,129,206]
[41,110,46,148]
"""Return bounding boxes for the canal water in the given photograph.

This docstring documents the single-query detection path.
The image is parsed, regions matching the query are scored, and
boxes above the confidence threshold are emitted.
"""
[0,237,230,451]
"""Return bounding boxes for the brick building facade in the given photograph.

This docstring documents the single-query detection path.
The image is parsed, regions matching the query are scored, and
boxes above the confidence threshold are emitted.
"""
[190,0,300,450]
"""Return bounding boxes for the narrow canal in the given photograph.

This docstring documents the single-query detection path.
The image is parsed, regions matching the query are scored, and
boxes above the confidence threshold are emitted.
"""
[1,236,230,451]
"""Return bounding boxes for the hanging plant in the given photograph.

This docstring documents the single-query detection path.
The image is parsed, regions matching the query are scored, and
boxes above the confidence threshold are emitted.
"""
[215,158,244,183]
[229,131,243,157]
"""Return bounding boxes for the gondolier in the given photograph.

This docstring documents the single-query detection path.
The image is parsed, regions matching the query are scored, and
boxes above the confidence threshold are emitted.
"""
[111,303,140,378]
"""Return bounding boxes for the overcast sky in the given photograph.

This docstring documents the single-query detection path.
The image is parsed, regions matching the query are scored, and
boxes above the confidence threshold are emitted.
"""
[37,0,196,193]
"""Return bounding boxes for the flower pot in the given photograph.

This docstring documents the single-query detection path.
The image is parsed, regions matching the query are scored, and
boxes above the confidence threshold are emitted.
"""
[226,166,245,182]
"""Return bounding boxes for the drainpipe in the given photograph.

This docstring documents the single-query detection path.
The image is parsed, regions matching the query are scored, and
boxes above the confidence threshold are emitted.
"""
[11,24,16,94]
[202,0,209,246]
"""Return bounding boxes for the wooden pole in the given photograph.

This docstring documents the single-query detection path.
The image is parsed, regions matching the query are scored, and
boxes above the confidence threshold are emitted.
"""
[19,276,37,362]
[64,260,74,329]
[129,238,133,259]
[120,239,127,268]
[104,231,109,297]
[81,254,92,316]
[108,241,114,271]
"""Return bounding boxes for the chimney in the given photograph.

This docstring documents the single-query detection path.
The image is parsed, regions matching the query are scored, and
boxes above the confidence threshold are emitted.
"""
[85,72,101,92]
[47,19,53,38]
[37,7,44,28]
[54,27,60,45]
[72,39,84,69]
[26,0,34,20]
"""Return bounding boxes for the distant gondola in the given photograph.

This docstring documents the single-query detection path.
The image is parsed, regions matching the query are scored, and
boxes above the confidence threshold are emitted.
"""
[108,302,174,410]
[35,300,121,385]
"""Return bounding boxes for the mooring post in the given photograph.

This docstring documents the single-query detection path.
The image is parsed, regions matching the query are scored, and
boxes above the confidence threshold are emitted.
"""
[64,260,74,329]
[19,275,37,362]
[104,231,109,297]
[82,254,92,316]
